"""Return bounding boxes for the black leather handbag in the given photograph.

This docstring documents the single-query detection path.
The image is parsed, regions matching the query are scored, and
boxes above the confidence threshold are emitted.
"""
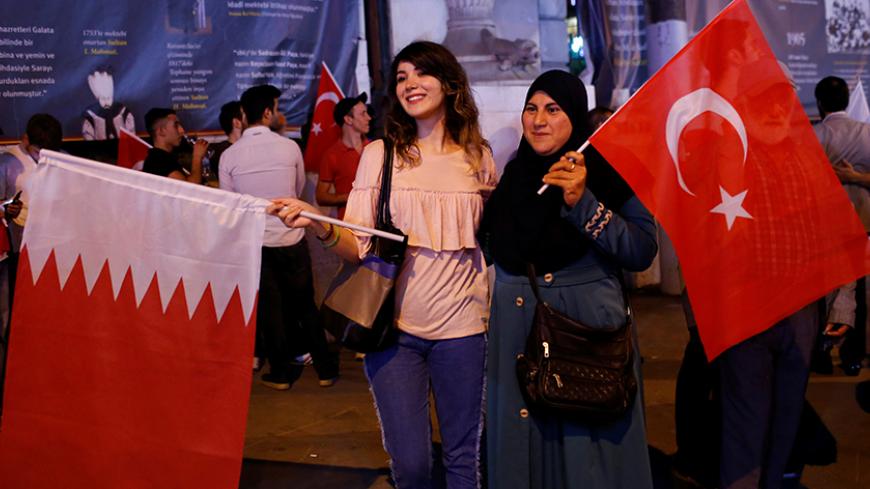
[319,140,408,352]
[515,265,637,424]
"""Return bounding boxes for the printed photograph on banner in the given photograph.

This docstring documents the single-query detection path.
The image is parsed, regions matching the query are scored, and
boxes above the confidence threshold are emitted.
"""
[167,0,211,34]
[81,65,136,141]
[390,0,541,82]
[0,1,358,141]
[825,0,870,54]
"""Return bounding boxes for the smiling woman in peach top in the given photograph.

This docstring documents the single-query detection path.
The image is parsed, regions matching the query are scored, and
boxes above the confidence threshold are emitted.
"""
[271,41,495,489]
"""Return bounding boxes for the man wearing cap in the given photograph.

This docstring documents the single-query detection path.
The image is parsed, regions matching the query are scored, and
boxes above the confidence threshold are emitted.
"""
[316,93,370,220]
[717,60,822,489]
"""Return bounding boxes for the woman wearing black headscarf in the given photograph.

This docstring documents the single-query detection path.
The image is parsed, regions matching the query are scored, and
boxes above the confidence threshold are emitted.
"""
[480,70,657,488]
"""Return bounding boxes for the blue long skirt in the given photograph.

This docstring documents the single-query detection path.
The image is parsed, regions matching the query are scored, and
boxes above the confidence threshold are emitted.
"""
[486,262,653,489]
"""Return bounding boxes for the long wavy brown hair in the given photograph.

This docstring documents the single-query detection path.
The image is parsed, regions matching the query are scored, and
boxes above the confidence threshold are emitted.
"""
[386,41,489,174]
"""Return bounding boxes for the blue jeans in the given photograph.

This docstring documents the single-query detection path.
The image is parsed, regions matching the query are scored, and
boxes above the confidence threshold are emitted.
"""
[719,303,819,489]
[365,331,486,489]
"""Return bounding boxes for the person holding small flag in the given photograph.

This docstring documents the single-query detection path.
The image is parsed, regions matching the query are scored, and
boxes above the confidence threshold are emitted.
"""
[272,41,496,489]
[550,1,869,485]
[141,108,207,184]
[479,69,657,489]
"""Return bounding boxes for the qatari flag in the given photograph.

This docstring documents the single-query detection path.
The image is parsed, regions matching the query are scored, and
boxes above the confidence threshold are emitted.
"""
[588,0,870,359]
[0,151,264,488]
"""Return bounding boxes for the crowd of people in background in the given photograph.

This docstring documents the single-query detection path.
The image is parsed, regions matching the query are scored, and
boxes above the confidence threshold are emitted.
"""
[0,39,869,489]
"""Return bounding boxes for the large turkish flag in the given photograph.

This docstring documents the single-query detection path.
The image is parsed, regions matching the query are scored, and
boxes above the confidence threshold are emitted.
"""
[303,62,344,173]
[590,0,870,358]
[0,151,265,488]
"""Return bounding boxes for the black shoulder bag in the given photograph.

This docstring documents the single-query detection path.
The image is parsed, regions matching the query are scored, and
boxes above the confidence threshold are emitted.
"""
[515,264,637,424]
[319,140,408,352]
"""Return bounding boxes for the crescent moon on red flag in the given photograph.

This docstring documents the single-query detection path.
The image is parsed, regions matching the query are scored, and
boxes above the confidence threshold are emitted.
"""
[665,88,748,197]
[315,92,340,108]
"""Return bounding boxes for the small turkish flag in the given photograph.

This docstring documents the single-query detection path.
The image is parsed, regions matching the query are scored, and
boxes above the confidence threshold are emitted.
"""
[117,127,151,169]
[303,62,344,173]
[590,0,870,359]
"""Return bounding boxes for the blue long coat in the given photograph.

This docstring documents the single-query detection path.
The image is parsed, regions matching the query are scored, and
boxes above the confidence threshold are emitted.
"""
[486,190,658,489]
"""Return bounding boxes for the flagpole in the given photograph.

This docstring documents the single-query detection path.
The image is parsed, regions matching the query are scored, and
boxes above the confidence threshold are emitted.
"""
[299,211,406,242]
[537,2,752,198]
[321,61,346,98]
[537,140,591,195]
[119,127,153,148]
[535,55,662,197]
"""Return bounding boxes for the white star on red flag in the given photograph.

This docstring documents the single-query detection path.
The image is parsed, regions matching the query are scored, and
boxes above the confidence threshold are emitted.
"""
[709,186,752,230]
[585,0,870,359]
[311,122,322,135]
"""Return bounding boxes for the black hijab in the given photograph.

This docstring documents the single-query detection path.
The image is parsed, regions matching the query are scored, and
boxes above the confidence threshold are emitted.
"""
[480,70,634,276]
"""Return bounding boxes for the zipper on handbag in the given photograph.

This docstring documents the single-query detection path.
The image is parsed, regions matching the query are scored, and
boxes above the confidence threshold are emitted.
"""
[543,341,550,358]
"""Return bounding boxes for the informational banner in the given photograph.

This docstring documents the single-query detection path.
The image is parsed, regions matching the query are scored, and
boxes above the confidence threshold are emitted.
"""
[580,0,869,115]
[603,0,647,107]
[742,0,868,116]
[576,0,649,108]
[0,0,360,141]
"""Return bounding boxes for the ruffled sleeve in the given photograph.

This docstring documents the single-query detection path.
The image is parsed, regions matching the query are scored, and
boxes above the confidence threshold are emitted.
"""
[343,141,496,256]
[388,188,482,250]
[392,148,495,251]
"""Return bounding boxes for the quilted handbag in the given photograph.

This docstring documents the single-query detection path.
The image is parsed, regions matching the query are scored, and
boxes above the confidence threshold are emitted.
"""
[515,264,637,424]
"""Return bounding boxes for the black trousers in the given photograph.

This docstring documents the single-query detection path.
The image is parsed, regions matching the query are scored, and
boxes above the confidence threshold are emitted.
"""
[841,277,867,366]
[719,303,819,489]
[258,241,338,382]
[674,328,721,484]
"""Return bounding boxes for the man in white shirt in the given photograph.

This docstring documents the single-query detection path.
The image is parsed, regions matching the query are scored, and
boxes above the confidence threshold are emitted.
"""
[814,76,870,375]
[815,78,870,159]
[220,84,338,389]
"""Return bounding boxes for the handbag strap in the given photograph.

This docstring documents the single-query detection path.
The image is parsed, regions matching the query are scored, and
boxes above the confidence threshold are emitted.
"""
[525,263,545,303]
[525,263,632,319]
[376,139,396,230]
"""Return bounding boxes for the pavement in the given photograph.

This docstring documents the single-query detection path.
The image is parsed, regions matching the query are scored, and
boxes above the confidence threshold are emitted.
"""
[239,292,870,489]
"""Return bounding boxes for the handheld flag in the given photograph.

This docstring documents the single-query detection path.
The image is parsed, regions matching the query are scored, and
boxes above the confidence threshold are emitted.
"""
[847,79,870,123]
[117,127,151,169]
[0,151,265,488]
[588,0,870,358]
[303,62,344,173]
